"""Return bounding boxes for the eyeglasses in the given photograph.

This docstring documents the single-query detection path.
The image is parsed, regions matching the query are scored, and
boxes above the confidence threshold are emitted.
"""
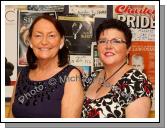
[97,38,126,45]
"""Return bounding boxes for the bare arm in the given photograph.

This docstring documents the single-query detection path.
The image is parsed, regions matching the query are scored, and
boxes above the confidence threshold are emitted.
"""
[61,69,84,118]
[125,97,151,118]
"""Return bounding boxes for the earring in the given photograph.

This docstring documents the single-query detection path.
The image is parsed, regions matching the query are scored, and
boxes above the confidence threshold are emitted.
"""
[59,43,63,49]
[126,54,129,64]
[30,44,33,48]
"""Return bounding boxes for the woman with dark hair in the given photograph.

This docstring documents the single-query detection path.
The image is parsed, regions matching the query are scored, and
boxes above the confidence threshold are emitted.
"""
[10,15,84,118]
[82,19,153,118]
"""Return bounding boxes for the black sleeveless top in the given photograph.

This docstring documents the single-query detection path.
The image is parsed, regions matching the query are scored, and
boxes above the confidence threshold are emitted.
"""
[12,65,77,118]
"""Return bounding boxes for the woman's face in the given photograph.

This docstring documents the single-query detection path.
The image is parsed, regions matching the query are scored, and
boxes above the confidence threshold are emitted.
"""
[97,28,130,66]
[30,18,64,60]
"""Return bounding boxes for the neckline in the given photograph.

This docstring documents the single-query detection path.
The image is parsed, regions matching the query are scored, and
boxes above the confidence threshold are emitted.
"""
[96,61,127,93]
[85,68,136,101]
[27,64,70,82]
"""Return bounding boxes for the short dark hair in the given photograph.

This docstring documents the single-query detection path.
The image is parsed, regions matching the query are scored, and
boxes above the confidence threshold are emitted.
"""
[96,18,132,48]
[27,14,69,69]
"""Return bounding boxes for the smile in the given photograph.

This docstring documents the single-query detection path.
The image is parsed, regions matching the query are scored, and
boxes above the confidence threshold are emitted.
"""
[104,52,115,57]
[39,48,51,51]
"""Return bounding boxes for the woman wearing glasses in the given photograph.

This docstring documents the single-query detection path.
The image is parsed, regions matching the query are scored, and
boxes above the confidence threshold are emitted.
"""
[10,15,84,118]
[82,19,153,118]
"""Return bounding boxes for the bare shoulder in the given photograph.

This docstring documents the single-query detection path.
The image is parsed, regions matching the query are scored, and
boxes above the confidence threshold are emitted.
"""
[65,67,83,89]
[68,68,81,77]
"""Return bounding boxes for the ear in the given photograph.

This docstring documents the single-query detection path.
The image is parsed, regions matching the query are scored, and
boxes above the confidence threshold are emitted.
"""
[59,37,65,49]
[27,38,32,48]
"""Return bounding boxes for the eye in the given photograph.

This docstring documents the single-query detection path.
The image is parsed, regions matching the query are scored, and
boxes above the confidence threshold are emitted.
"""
[48,34,56,38]
[98,39,106,44]
[112,39,122,44]
[34,34,42,38]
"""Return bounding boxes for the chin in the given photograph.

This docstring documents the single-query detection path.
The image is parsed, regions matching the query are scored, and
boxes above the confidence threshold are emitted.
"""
[100,59,115,66]
[103,62,115,66]
[37,55,51,60]
[38,58,50,60]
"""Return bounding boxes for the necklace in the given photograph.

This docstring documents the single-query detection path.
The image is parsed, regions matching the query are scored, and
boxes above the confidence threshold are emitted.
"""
[96,61,127,93]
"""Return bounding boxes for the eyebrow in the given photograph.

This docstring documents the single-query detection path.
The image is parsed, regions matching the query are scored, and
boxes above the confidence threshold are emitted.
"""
[33,31,57,34]
[99,38,123,40]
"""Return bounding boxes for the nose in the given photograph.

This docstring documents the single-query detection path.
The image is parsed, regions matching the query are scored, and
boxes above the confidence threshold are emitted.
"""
[105,41,113,50]
[41,36,48,45]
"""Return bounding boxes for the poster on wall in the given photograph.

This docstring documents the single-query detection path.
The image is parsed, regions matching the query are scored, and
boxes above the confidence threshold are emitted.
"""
[76,66,92,78]
[113,5,155,41]
[69,5,107,18]
[27,5,65,12]
[91,42,103,75]
[70,55,92,77]
[129,41,155,87]
[58,16,94,55]
[18,11,57,66]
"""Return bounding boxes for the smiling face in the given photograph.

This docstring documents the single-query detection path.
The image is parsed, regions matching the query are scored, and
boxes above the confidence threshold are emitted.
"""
[97,28,130,66]
[30,18,64,61]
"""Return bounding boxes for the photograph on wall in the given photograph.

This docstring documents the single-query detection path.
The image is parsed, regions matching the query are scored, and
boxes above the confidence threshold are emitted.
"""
[18,11,57,66]
[27,5,65,12]
[58,15,94,55]
[70,55,93,68]
[91,42,103,75]
[69,5,107,18]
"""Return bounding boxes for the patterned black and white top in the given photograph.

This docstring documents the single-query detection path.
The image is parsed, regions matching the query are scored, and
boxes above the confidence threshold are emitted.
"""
[81,69,153,118]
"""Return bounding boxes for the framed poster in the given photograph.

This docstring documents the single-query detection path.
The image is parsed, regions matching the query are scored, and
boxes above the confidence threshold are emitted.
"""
[58,15,94,55]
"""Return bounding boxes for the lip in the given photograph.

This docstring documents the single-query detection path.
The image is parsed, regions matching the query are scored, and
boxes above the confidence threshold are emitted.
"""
[38,48,51,51]
[104,51,115,57]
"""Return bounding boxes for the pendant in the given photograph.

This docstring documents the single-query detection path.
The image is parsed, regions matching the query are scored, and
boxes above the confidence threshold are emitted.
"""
[96,83,103,93]
[96,87,101,93]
